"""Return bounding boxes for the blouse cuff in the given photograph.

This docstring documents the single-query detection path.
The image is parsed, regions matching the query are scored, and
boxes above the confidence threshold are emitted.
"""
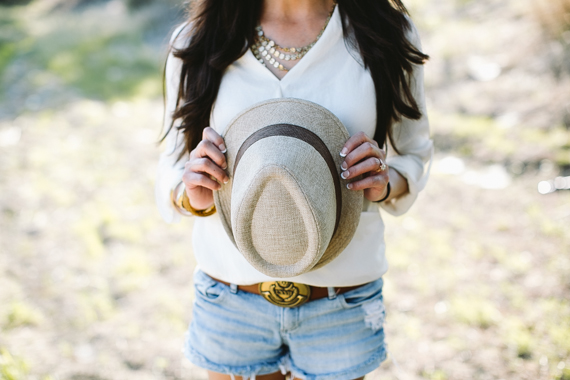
[379,146,433,216]
[155,164,184,224]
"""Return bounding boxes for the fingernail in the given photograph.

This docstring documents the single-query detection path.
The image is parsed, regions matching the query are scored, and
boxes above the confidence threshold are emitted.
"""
[340,148,348,157]
[222,163,228,170]
[223,178,229,184]
[341,162,347,171]
[341,170,349,179]
[219,144,227,153]
[346,183,352,190]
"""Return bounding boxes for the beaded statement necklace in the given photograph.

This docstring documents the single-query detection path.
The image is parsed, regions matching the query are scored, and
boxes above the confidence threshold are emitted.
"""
[250,3,336,72]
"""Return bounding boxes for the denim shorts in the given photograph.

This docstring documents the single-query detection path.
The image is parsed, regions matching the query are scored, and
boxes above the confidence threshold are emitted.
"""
[184,270,387,380]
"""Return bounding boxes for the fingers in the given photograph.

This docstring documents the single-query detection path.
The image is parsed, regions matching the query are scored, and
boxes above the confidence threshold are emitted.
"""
[341,141,385,172]
[347,171,388,191]
[182,170,221,191]
[182,127,229,201]
[340,132,388,194]
[341,157,385,180]
[192,139,227,170]
[184,157,229,189]
[340,131,379,157]
[203,126,226,153]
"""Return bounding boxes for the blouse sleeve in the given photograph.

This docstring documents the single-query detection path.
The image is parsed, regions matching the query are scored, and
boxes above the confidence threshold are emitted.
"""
[155,24,191,224]
[379,21,434,216]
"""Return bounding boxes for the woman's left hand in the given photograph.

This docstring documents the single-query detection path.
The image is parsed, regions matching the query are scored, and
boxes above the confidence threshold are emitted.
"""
[339,131,389,202]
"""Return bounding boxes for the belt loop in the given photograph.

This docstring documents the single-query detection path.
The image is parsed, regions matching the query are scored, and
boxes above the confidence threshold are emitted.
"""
[327,287,337,300]
[230,283,238,294]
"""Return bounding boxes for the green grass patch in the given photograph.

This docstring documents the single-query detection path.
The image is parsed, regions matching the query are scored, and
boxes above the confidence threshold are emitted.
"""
[112,249,154,294]
[502,317,535,359]
[450,295,501,328]
[0,7,25,78]
[422,369,449,380]
[426,229,455,260]
[0,348,29,380]
[72,202,124,258]
[114,252,153,277]
[2,301,44,329]
[557,368,570,380]
[526,203,567,238]
[105,220,146,244]
[73,291,115,327]
[0,2,165,104]
[0,42,17,76]
[46,33,161,100]
[430,111,570,165]
[73,218,106,258]
[541,299,570,357]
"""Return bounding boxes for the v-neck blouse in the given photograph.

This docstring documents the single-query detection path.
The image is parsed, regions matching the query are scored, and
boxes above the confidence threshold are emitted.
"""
[156,7,433,286]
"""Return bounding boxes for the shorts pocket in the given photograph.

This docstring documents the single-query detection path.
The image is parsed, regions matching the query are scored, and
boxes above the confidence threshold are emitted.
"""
[339,277,383,309]
[193,270,228,304]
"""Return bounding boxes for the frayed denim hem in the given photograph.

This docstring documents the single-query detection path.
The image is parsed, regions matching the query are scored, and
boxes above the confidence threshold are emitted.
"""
[286,347,387,380]
[184,339,285,380]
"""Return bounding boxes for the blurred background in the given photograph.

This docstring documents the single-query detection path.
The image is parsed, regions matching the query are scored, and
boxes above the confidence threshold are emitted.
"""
[0,0,569,379]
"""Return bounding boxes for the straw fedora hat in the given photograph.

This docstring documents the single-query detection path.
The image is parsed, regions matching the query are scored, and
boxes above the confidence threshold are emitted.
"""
[213,98,363,277]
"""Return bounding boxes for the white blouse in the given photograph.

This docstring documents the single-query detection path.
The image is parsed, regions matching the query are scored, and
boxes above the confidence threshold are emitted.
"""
[155,6,433,286]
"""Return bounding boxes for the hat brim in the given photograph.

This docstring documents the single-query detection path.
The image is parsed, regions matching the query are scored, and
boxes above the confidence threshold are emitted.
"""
[214,98,363,276]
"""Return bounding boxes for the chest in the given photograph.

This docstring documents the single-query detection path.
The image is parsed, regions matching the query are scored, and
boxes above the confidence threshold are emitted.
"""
[210,28,377,140]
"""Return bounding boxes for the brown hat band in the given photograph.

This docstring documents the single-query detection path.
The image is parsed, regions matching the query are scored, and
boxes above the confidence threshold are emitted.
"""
[233,123,342,237]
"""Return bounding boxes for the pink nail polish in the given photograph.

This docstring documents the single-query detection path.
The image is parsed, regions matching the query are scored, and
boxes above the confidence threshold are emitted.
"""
[340,148,348,157]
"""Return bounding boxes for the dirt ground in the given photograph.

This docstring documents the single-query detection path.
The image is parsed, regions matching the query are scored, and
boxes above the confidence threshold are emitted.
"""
[1,0,569,379]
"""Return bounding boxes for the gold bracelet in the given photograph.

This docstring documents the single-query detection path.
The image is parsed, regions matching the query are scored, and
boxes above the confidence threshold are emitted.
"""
[170,181,216,217]
[170,181,193,217]
[181,190,217,217]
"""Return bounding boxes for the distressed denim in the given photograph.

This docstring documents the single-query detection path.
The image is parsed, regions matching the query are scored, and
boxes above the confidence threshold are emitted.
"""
[184,269,386,380]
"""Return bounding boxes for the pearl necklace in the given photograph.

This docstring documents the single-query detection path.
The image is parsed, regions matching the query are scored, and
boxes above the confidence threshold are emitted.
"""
[250,3,336,72]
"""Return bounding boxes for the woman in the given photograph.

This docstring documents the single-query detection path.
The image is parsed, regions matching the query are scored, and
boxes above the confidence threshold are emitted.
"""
[156,0,432,379]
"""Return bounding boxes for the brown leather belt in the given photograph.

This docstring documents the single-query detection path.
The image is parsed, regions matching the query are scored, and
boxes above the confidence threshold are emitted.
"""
[208,275,364,308]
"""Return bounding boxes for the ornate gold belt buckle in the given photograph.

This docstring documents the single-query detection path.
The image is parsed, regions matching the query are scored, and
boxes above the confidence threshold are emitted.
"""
[259,281,311,308]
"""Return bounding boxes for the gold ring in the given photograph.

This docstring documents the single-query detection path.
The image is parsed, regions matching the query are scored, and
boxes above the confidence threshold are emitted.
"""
[376,158,387,172]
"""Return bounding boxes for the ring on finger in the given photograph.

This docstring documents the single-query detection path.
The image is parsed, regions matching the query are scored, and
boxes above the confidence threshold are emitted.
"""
[375,158,387,172]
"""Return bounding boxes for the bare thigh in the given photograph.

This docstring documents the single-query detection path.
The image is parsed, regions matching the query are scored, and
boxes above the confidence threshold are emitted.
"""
[207,371,365,380]
[207,371,286,380]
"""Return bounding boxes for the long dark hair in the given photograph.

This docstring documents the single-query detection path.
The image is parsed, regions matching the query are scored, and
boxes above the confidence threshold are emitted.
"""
[165,0,428,159]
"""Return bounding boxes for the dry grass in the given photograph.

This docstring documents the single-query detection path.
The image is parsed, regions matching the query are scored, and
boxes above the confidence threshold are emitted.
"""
[1,0,570,379]
[531,0,570,37]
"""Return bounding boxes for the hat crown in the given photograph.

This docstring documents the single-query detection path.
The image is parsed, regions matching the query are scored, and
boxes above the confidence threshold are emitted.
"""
[231,136,337,274]
[251,175,310,265]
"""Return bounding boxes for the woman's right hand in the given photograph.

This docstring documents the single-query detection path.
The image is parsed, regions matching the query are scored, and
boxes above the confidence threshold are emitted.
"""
[182,127,229,210]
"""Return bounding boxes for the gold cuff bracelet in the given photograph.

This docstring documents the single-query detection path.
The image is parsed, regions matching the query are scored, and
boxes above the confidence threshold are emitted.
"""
[170,181,217,217]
